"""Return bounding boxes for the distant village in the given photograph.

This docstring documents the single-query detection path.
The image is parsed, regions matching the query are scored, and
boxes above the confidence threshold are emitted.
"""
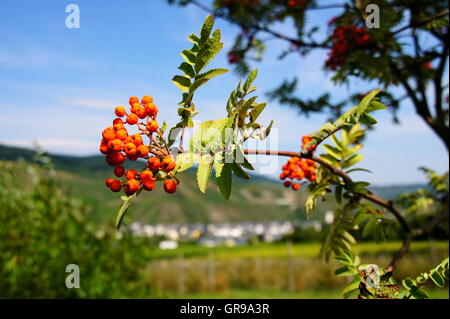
[129,211,334,249]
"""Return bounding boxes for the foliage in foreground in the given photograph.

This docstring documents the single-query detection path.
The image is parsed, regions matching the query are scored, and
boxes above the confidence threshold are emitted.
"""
[0,158,154,298]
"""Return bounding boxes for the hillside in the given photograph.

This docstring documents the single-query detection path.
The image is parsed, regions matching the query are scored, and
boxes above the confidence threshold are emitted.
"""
[0,144,425,225]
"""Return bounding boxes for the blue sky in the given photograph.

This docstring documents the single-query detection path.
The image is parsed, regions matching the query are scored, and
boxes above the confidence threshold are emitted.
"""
[0,0,448,185]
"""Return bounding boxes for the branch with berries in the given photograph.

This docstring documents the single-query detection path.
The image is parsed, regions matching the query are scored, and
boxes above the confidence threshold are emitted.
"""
[99,15,448,298]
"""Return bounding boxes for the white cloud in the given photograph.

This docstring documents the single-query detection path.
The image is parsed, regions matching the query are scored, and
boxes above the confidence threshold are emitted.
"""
[0,138,98,156]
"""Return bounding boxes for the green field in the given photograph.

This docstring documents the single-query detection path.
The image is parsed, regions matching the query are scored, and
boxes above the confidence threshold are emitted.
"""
[141,241,449,299]
[142,240,449,260]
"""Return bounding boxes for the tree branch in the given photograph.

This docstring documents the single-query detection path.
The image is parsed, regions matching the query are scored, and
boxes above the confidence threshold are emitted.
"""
[188,0,331,49]
[392,10,450,36]
[244,148,413,270]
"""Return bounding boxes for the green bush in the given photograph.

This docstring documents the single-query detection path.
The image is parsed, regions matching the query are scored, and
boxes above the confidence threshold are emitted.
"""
[0,159,154,298]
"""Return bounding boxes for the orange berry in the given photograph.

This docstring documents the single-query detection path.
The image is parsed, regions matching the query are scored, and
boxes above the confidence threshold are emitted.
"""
[126,113,139,125]
[124,143,137,156]
[105,178,115,188]
[130,134,143,146]
[142,179,155,191]
[129,96,139,106]
[127,153,139,161]
[141,95,153,105]
[140,170,154,181]
[284,180,291,188]
[108,139,123,152]
[146,120,159,133]
[292,183,301,191]
[102,127,116,141]
[125,169,138,180]
[147,157,161,171]
[136,145,149,158]
[125,179,140,196]
[115,106,126,117]
[163,179,177,194]
[137,107,147,119]
[100,139,109,154]
[116,128,128,140]
[113,118,124,126]
[130,103,141,114]
[145,103,158,117]
[106,152,125,166]
[109,180,122,192]
[114,166,125,177]
[161,156,176,172]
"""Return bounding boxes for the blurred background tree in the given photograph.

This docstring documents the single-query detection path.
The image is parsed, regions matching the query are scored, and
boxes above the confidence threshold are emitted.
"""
[167,0,449,151]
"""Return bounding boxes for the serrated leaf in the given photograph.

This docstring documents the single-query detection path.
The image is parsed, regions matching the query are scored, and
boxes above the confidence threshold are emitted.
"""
[198,68,228,80]
[323,144,342,159]
[116,192,139,229]
[189,78,209,93]
[366,100,387,112]
[195,37,224,73]
[188,33,200,44]
[249,103,267,122]
[232,163,250,179]
[174,153,198,174]
[359,112,378,125]
[331,134,343,151]
[178,62,196,78]
[197,155,214,193]
[172,75,191,92]
[342,276,363,299]
[430,269,445,287]
[335,265,358,277]
[243,69,258,92]
[402,277,415,290]
[410,286,430,299]
[357,89,381,117]
[345,154,364,167]
[200,15,214,41]
[215,161,232,199]
[181,50,197,65]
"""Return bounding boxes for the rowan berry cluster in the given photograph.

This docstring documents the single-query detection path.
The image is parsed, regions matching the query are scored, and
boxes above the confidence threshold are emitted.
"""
[325,26,371,71]
[228,50,243,64]
[287,0,304,8]
[279,136,318,191]
[101,95,178,196]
